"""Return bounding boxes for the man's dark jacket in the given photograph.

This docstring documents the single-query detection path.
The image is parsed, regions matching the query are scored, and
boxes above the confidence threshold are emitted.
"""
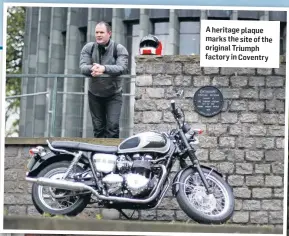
[79,39,129,97]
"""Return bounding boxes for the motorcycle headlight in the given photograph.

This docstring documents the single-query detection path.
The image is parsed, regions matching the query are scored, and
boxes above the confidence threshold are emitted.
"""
[182,123,191,133]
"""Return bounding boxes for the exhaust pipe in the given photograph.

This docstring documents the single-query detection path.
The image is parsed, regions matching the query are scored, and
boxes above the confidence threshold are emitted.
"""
[26,165,167,204]
[26,177,88,191]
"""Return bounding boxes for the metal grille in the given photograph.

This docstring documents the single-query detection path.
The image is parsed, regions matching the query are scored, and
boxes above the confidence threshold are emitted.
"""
[5,74,135,139]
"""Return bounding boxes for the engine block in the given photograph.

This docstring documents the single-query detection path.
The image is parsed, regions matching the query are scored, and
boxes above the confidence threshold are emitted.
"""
[71,151,160,199]
[102,173,123,194]
[125,173,150,195]
[96,153,157,197]
[116,155,133,173]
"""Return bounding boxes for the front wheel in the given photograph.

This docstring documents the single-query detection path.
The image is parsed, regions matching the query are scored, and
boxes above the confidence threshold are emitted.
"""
[176,167,234,224]
[31,161,91,216]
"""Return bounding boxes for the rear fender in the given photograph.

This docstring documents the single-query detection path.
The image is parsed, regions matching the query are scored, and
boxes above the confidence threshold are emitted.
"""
[27,151,89,177]
[171,165,223,196]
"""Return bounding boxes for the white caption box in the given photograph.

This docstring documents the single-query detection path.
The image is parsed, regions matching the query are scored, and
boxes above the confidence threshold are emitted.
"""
[200,20,280,68]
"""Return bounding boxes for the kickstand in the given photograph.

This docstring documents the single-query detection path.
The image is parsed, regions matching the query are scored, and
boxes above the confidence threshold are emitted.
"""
[118,209,136,220]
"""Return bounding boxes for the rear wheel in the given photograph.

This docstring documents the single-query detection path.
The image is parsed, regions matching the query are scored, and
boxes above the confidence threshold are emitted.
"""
[32,161,91,216]
[176,167,235,224]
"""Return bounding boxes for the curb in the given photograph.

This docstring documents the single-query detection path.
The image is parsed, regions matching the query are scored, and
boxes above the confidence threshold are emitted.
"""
[4,216,283,234]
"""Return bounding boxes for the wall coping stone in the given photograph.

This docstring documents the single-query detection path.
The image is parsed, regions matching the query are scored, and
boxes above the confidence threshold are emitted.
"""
[135,55,286,63]
[5,138,123,146]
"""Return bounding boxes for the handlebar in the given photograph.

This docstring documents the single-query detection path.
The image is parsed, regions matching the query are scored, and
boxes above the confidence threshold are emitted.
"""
[171,99,183,121]
[170,98,188,131]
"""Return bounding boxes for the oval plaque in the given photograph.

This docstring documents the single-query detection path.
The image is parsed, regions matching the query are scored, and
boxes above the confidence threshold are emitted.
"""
[193,86,224,117]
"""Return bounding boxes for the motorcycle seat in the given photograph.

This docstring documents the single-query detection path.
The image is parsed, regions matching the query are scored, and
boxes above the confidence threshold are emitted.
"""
[51,141,118,154]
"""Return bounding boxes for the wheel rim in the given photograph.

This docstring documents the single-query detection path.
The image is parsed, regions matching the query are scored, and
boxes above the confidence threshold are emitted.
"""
[37,167,80,212]
[183,171,230,218]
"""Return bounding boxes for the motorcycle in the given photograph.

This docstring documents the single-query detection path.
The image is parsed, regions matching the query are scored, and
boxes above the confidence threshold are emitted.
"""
[25,90,235,224]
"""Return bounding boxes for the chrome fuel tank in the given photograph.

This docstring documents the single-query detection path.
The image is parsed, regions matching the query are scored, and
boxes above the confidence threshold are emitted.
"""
[117,131,171,154]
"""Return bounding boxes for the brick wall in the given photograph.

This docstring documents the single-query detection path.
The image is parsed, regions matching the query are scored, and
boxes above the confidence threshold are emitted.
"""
[4,55,286,228]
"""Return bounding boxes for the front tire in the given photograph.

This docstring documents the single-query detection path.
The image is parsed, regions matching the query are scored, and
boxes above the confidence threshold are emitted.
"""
[176,167,234,224]
[31,161,90,216]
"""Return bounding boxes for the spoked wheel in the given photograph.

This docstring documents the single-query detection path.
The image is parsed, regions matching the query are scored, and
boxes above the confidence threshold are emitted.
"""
[176,167,235,224]
[31,161,91,216]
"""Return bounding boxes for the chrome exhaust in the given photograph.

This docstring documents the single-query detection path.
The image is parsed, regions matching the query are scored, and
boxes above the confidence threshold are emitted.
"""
[26,177,89,191]
[26,165,167,203]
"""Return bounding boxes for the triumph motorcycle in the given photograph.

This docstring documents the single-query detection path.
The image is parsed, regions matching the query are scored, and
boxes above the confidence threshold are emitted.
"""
[25,91,235,224]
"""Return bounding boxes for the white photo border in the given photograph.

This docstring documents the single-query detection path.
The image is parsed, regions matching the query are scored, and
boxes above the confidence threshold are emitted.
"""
[1,2,288,236]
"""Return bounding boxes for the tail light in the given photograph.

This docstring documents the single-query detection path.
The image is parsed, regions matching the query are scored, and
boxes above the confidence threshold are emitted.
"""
[29,148,39,157]
[28,146,45,157]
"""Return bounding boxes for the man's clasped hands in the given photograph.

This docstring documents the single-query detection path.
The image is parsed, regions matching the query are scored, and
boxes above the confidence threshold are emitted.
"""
[91,63,105,77]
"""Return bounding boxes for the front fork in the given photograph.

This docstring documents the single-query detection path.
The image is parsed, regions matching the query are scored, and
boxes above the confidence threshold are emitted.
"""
[179,130,212,195]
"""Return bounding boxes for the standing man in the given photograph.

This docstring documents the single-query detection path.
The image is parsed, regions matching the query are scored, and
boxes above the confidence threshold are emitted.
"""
[79,21,129,138]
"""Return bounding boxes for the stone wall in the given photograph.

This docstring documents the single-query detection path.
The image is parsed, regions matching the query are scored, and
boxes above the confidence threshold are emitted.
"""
[5,142,198,222]
[133,55,286,227]
[4,55,286,228]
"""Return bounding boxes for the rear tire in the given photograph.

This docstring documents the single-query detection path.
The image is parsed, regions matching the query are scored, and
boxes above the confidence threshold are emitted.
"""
[32,161,91,216]
[176,167,234,224]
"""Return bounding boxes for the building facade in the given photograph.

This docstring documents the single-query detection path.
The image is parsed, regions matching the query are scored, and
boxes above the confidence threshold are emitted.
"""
[19,7,287,138]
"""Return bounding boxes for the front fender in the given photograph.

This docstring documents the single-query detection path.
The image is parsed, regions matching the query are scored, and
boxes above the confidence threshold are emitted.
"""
[26,152,89,177]
[171,165,223,196]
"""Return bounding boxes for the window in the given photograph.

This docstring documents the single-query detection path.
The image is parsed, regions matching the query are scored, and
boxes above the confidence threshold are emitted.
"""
[79,27,87,49]
[153,22,169,55]
[179,21,200,55]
